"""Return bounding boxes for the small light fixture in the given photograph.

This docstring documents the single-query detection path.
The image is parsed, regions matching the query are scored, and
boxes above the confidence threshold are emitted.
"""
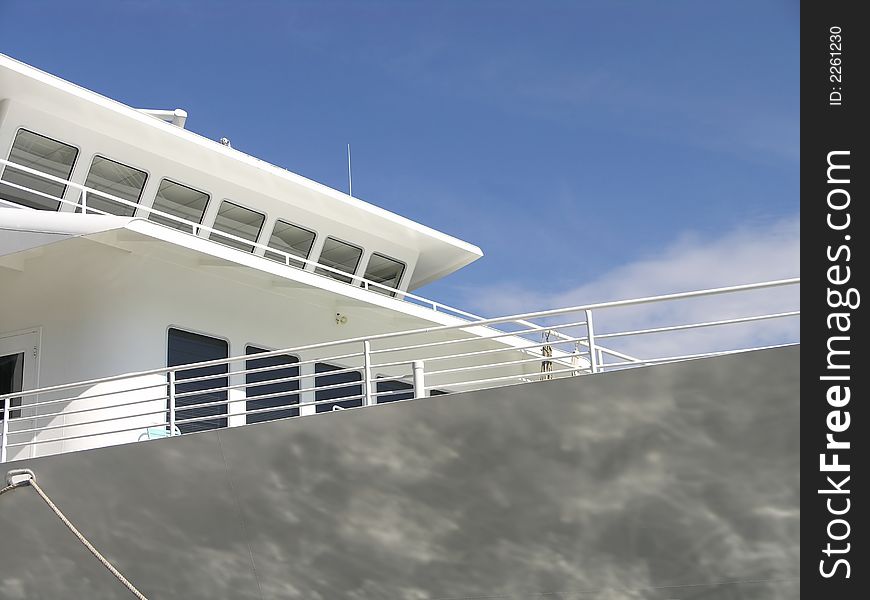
[335,312,348,325]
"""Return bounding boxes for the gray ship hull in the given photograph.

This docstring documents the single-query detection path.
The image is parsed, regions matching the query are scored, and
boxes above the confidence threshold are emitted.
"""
[0,346,799,599]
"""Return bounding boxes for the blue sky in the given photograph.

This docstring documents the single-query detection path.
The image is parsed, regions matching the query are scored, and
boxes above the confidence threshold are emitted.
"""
[0,0,799,314]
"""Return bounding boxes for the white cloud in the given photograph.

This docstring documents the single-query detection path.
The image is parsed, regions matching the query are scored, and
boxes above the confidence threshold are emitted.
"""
[466,215,800,362]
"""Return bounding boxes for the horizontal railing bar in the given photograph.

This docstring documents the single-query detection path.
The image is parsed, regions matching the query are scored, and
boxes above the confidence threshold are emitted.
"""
[175,392,366,426]
[0,177,82,208]
[14,377,416,433]
[437,365,581,390]
[425,351,586,377]
[7,405,170,436]
[370,318,590,356]
[5,381,170,411]
[594,311,801,340]
[173,352,362,388]
[4,419,170,448]
[14,385,335,436]
[373,335,589,370]
[174,394,366,427]
[174,365,365,400]
[8,393,168,424]
[598,342,799,370]
[6,405,170,438]
[8,388,374,448]
[370,388,417,399]
[174,374,366,410]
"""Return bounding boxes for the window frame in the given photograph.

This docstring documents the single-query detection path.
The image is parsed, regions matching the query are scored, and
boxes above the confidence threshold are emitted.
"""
[314,236,364,284]
[77,152,150,216]
[210,199,267,253]
[262,218,319,267]
[147,177,212,230]
[362,252,407,296]
[1,127,81,211]
[166,326,231,433]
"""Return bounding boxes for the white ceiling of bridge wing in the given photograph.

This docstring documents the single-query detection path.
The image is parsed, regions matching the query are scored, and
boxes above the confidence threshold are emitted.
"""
[0,207,132,257]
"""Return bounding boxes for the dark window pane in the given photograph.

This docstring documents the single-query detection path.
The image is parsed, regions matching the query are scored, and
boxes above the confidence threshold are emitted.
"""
[375,378,414,404]
[0,352,24,420]
[79,156,147,216]
[211,201,265,252]
[168,328,228,433]
[149,179,210,232]
[364,253,406,296]
[315,362,362,412]
[430,389,449,396]
[0,129,78,211]
[265,220,316,266]
[246,346,300,423]
[315,237,362,284]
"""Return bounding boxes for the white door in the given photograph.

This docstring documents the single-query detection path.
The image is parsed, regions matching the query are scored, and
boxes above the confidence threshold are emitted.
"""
[1,329,40,461]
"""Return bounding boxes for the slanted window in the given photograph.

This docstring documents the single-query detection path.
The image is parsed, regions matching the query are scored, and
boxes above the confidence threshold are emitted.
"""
[245,346,300,423]
[314,362,362,412]
[149,179,210,232]
[364,253,406,296]
[211,201,265,252]
[0,129,78,211]
[375,378,414,404]
[265,220,316,267]
[315,237,362,284]
[79,156,147,216]
[168,328,228,433]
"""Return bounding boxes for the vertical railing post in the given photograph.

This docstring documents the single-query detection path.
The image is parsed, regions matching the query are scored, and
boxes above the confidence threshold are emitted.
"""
[363,340,374,406]
[1,396,10,463]
[585,309,599,374]
[168,370,177,435]
[81,189,87,214]
[412,361,426,399]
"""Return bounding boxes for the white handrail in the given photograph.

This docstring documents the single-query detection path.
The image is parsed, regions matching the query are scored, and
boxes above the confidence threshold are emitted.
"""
[0,160,801,461]
[0,277,799,401]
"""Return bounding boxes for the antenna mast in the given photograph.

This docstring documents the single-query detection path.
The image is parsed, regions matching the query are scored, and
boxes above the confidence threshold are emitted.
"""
[347,143,353,197]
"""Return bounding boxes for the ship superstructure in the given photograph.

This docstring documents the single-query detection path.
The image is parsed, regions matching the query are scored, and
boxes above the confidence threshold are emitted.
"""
[1,53,797,463]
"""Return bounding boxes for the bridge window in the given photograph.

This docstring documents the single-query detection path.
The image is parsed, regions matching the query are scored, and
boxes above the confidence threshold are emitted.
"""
[315,362,362,412]
[245,346,300,423]
[211,201,265,252]
[315,237,362,284]
[364,253,406,296]
[168,328,228,433]
[265,219,316,266]
[148,179,210,232]
[79,156,147,216]
[0,129,78,211]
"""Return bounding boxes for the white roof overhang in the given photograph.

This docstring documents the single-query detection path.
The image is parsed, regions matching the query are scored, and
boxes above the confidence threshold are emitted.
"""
[0,54,483,289]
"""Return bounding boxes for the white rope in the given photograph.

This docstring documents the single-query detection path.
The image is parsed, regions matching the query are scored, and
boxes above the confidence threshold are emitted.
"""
[0,483,18,496]
[2,470,149,599]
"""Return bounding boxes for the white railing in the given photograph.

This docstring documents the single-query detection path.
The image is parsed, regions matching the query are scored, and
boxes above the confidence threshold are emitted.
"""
[0,157,483,318]
[0,278,800,462]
